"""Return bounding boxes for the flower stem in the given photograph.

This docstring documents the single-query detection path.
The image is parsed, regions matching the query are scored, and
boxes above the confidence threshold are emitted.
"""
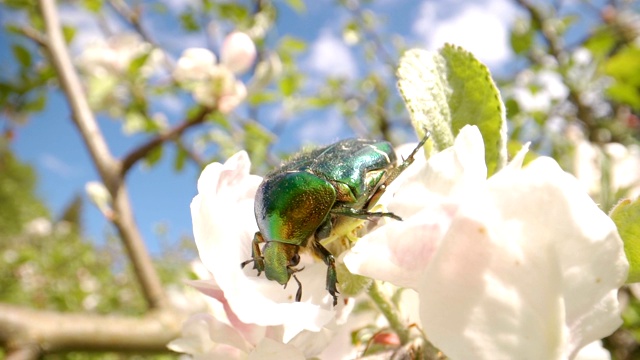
[368,281,411,345]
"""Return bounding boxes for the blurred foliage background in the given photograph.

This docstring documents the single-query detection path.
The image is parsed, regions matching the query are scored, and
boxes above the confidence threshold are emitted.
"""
[1,0,639,358]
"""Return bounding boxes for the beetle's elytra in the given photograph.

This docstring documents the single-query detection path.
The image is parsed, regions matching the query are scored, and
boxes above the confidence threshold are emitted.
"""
[241,132,430,306]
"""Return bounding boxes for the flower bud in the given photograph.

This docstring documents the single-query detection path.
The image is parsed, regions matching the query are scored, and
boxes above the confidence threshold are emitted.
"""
[221,31,257,74]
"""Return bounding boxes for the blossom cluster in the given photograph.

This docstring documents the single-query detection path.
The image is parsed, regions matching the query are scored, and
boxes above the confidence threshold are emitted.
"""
[177,126,628,359]
[75,31,256,117]
[173,32,256,113]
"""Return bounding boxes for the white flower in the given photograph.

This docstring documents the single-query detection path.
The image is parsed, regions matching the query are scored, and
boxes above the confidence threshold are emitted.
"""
[24,217,52,237]
[85,181,113,219]
[174,48,218,83]
[169,273,350,359]
[220,32,257,75]
[76,33,160,77]
[344,125,628,359]
[173,45,249,113]
[512,69,569,113]
[571,128,640,199]
[190,151,346,339]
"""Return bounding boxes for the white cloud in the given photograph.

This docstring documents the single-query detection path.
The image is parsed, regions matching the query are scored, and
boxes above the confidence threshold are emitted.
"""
[58,5,110,54]
[40,153,76,178]
[412,0,519,70]
[305,29,357,79]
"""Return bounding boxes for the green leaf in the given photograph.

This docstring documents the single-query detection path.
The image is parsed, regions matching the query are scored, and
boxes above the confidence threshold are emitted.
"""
[397,45,507,176]
[12,45,31,67]
[278,73,300,97]
[144,145,163,168]
[82,0,103,12]
[603,46,640,110]
[123,111,147,135]
[174,146,187,172]
[610,197,640,283]
[510,19,533,55]
[179,11,200,32]
[278,36,306,54]
[247,91,278,106]
[216,3,249,23]
[22,93,46,112]
[285,0,306,13]
[62,25,76,44]
[128,51,151,76]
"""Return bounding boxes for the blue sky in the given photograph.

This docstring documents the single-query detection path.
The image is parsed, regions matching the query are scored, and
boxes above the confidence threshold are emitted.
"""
[0,0,601,254]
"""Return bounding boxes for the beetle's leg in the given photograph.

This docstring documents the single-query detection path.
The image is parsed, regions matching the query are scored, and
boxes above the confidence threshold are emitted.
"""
[311,241,339,306]
[331,207,402,221]
[364,131,430,210]
[292,274,302,302]
[314,217,333,241]
[240,232,266,275]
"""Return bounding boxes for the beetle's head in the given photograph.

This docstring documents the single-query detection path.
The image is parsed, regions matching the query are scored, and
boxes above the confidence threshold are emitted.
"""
[262,241,302,285]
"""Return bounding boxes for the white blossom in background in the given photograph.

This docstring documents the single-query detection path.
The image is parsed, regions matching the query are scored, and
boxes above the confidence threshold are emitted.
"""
[570,125,640,200]
[511,69,569,113]
[24,217,52,237]
[566,47,612,118]
[76,33,162,78]
[221,31,257,74]
[173,31,255,113]
[344,126,628,359]
[173,48,218,83]
[85,181,113,219]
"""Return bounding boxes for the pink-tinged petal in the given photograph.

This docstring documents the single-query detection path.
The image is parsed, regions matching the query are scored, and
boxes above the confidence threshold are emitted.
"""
[418,156,627,359]
[344,203,455,289]
[287,328,334,358]
[188,279,267,347]
[221,31,257,75]
[345,125,485,288]
[247,337,305,360]
[386,125,486,219]
[191,151,337,335]
[168,313,248,359]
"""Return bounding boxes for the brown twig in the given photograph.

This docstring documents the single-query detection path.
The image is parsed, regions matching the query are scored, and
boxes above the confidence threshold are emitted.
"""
[38,0,166,309]
[120,106,212,176]
[108,0,153,44]
[14,26,47,47]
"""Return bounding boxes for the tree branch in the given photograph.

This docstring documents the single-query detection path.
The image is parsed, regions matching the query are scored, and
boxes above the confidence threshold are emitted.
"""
[38,0,167,309]
[120,106,211,176]
[0,303,183,355]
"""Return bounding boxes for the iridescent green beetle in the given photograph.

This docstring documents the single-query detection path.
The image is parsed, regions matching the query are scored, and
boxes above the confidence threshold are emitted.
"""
[241,132,429,306]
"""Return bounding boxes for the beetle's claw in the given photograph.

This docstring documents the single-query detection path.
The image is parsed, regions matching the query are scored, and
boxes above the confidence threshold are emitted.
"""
[240,257,265,277]
[328,286,339,306]
[292,274,303,302]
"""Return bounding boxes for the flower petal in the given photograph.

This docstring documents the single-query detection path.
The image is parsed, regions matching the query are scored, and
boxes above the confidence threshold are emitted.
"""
[344,204,454,289]
[345,125,486,288]
[419,156,627,359]
[191,151,337,335]
[247,337,305,360]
